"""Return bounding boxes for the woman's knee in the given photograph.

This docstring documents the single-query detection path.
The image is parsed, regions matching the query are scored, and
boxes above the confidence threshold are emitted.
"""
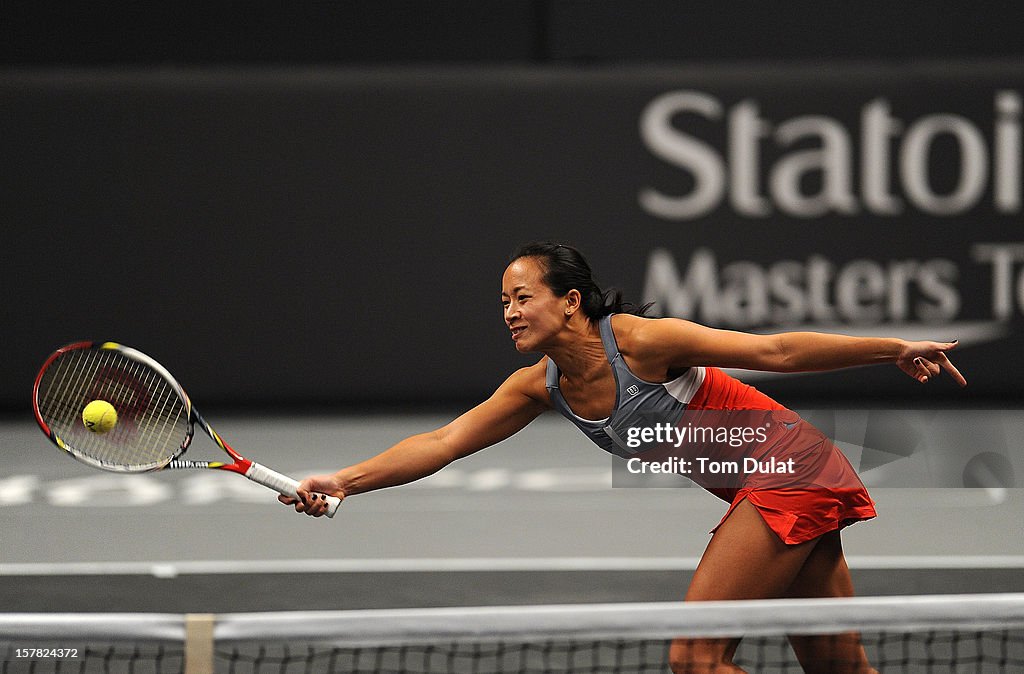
[669,637,744,673]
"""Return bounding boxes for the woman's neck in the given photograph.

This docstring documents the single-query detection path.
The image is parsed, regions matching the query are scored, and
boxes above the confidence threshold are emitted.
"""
[545,317,606,381]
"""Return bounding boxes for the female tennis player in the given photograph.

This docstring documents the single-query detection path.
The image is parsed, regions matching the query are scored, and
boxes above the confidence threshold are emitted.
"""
[281,242,965,673]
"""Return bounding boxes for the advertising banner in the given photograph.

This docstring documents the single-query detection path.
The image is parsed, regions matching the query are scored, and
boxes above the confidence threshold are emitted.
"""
[3,62,1022,407]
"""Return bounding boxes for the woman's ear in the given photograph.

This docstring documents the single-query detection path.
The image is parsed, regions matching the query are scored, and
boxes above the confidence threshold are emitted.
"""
[565,289,582,316]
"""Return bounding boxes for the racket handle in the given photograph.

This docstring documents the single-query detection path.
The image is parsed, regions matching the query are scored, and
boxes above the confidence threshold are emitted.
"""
[244,461,342,518]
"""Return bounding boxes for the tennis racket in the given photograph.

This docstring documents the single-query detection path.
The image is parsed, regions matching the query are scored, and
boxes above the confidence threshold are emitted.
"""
[32,341,341,517]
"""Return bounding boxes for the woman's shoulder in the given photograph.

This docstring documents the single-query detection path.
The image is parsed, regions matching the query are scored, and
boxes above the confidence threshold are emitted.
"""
[609,313,677,351]
[503,357,554,404]
[610,314,705,379]
[612,313,701,341]
[609,314,664,370]
[609,313,650,333]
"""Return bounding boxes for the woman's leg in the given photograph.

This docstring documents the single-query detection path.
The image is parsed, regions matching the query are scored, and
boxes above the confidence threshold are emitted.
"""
[783,530,878,674]
[669,499,821,673]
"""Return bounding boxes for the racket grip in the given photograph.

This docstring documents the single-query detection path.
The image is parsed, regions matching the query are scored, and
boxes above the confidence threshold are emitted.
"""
[244,461,342,518]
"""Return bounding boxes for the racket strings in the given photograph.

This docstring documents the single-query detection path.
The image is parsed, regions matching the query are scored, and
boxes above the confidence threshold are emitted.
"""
[36,348,190,470]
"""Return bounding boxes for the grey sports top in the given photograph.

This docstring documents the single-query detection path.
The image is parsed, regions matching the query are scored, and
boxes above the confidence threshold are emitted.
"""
[545,315,706,458]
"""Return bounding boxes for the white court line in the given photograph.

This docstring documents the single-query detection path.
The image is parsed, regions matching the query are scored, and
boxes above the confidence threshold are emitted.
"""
[1,555,1023,577]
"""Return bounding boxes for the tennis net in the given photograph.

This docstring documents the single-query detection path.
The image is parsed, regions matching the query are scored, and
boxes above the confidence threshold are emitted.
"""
[2,593,1023,673]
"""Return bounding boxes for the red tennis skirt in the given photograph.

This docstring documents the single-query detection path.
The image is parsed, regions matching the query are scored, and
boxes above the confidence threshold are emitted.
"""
[687,369,876,544]
[709,428,877,545]
[715,485,877,545]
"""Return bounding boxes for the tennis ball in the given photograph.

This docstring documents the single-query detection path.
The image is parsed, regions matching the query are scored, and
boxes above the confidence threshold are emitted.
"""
[82,400,117,434]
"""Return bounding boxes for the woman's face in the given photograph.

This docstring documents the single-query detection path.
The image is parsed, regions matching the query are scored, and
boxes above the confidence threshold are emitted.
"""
[501,257,566,353]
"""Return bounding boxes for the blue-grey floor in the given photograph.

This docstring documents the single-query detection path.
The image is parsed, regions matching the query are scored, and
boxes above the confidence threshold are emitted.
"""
[2,412,1022,612]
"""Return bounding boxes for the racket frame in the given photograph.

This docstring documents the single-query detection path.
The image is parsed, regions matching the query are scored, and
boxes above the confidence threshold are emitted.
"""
[33,341,340,517]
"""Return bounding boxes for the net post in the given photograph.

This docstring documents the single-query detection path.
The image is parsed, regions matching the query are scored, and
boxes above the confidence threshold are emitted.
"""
[184,613,215,674]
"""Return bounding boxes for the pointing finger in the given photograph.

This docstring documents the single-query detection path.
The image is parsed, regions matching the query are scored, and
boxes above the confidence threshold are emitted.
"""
[937,351,968,387]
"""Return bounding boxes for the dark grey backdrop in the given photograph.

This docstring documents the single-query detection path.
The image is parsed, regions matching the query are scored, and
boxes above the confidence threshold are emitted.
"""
[4,62,1023,409]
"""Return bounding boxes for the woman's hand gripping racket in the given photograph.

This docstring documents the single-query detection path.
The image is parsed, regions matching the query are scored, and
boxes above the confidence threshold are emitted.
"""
[32,341,341,517]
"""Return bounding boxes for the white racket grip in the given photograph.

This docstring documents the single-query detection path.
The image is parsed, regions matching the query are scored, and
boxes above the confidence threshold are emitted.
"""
[244,461,341,518]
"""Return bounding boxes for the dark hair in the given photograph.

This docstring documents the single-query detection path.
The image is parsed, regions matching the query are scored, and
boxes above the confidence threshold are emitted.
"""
[509,242,652,319]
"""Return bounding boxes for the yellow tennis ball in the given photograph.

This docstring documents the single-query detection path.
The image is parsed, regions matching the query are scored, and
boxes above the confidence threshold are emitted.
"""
[82,400,117,434]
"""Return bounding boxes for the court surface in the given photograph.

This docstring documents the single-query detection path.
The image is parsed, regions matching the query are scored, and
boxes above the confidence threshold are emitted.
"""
[2,412,1022,612]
